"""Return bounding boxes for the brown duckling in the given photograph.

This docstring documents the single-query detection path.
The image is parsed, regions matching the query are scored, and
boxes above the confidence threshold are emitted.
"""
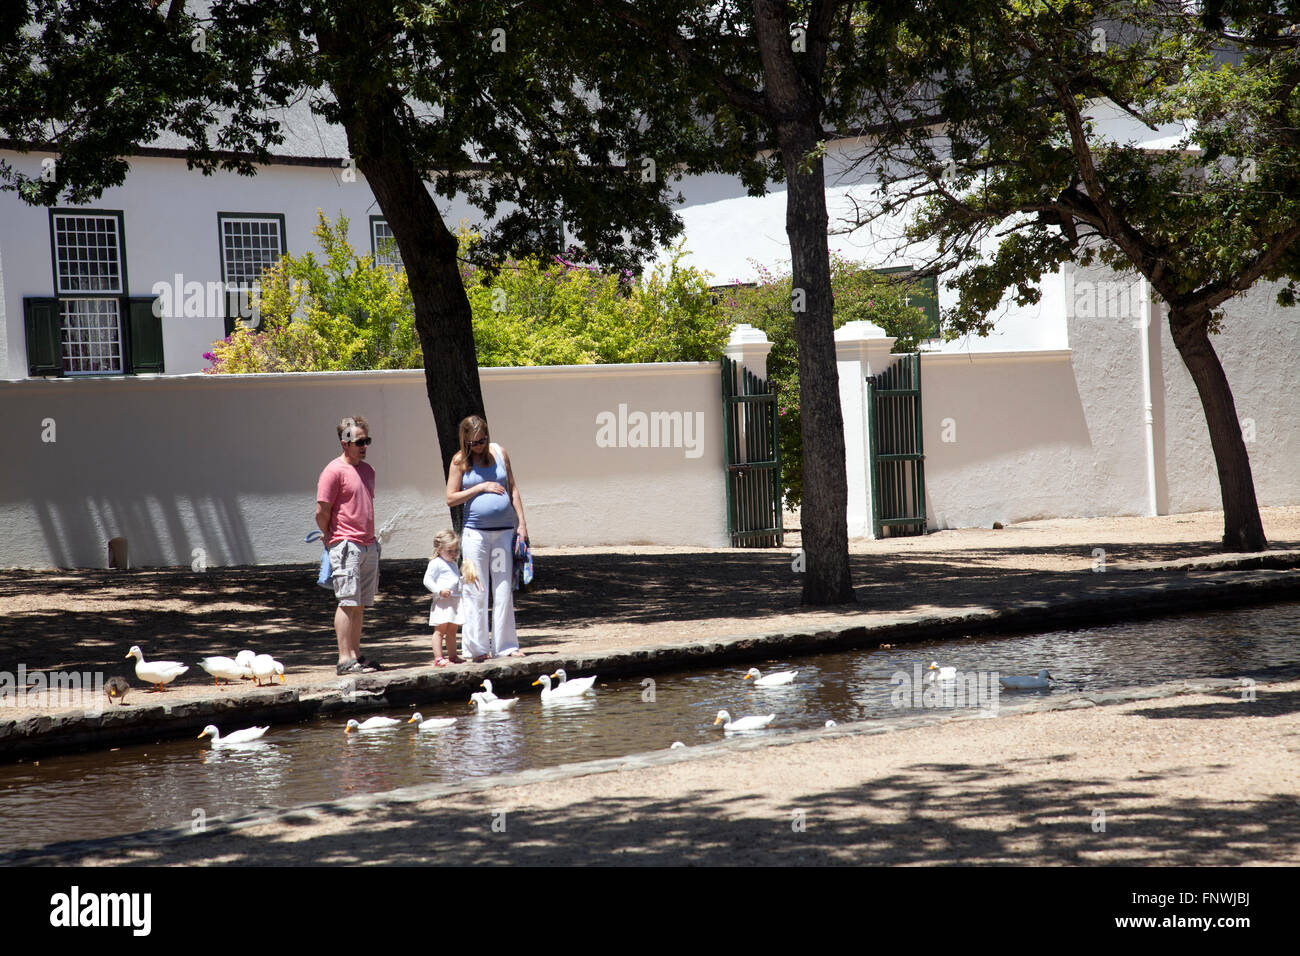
[105,676,130,705]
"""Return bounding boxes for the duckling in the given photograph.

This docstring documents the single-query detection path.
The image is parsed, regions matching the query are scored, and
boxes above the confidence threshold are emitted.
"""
[105,677,130,706]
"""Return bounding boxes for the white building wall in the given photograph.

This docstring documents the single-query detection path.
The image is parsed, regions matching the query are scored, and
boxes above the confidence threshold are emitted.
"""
[663,138,1072,353]
[919,350,1114,528]
[912,260,1299,530]
[0,363,727,569]
[1063,261,1300,515]
[0,151,482,379]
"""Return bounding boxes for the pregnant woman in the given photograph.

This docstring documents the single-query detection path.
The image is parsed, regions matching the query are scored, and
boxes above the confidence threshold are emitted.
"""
[446,415,528,660]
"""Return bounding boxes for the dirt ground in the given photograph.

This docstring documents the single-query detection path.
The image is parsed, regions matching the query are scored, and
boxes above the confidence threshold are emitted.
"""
[1,506,1297,721]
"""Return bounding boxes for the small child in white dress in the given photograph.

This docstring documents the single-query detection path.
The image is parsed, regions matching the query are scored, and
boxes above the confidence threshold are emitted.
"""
[423,530,479,666]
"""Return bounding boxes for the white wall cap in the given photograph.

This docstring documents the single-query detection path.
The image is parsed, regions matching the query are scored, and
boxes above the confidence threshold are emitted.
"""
[725,323,772,347]
[834,319,889,341]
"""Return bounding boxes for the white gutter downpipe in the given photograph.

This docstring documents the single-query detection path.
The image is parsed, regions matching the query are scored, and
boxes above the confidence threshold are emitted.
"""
[1139,276,1158,517]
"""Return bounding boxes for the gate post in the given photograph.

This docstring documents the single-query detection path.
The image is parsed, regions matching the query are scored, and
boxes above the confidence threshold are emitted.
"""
[724,323,772,380]
[724,324,773,467]
[834,320,896,538]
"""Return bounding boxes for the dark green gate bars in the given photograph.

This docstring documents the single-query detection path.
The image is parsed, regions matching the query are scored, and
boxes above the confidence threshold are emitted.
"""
[866,353,927,538]
[721,357,783,547]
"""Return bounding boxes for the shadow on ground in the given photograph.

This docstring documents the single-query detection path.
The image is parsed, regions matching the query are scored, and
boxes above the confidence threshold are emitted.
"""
[1133,688,1300,720]
[1,534,1296,676]
[11,751,1297,866]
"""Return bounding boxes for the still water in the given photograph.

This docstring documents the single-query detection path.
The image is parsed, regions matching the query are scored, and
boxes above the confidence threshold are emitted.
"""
[2,601,1296,853]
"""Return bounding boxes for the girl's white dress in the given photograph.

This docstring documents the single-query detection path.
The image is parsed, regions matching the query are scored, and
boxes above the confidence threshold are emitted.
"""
[423,556,464,626]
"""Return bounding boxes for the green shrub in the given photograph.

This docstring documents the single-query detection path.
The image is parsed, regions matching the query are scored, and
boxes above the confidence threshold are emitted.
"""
[206,221,727,372]
[718,255,933,509]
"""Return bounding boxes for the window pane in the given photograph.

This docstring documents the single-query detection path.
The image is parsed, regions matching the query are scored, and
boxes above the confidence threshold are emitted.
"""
[53,215,123,294]
[221,217,283,285]
[372,220,402,269]
[60,299,123,373]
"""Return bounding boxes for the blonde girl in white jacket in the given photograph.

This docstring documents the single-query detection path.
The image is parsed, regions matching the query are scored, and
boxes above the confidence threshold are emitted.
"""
[422,529,481,665]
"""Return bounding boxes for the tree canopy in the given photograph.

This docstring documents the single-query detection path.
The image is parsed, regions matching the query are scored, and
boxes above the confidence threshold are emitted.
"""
[851,0,1299,550]
[2,0,774,483]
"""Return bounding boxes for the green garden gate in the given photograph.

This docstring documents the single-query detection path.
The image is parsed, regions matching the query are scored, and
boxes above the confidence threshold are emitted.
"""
[866,353,927,538]
[721,357,783,547]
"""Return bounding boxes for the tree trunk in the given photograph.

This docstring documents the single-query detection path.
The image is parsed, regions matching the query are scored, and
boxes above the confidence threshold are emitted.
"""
[754,0,855,604]
[785,152,854,603]
[1167,307,1268,552]
[360,146,485,480]
[319,33,484,483]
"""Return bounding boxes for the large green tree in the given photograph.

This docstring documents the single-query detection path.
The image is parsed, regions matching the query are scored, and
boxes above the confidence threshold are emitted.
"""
[854,0,1300,551]
[1,0,769,481]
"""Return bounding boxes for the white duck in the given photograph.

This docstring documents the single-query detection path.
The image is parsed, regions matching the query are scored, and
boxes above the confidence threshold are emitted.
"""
[533,673,593,700]
[408,712,457,731]
[198,724,268,746]
[479,679,499,702]
[198,656,246,686]
[743,667,798,686]
[551,669,598,694]
[713,709,775,732]
[235,649,257,679]
[1000,669,1054,690]
[926,661,957,682]
[345,716,403,732]
[125,645,188,692]
[469,691,518,713]
[250,654,285,687]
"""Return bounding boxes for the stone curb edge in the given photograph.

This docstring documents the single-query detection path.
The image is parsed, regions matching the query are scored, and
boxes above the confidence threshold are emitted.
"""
[1,567,1296,763]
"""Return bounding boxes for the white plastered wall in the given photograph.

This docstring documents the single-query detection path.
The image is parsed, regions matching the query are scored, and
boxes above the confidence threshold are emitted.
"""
[0,363,726,569]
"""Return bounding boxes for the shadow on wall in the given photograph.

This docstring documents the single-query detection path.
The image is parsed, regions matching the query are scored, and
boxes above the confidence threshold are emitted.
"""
[29,493,258,569]
[4,375,343,570]
[920,354,1100,529]
[4,365,726,567]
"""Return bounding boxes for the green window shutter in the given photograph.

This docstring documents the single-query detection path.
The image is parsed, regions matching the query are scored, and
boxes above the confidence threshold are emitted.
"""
[126,297,165,373]
[24,297,63,377]
[875,266,941,339]
[910,274,940,339]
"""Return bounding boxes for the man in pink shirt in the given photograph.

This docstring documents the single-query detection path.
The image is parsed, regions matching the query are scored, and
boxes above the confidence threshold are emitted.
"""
[316,415,381,675]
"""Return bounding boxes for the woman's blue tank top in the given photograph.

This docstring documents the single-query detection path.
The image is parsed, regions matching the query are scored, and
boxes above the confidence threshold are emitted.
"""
[461,447,517,530]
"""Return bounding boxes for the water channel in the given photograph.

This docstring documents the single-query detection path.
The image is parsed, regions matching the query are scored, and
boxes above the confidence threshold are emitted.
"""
[1,601,1296,854]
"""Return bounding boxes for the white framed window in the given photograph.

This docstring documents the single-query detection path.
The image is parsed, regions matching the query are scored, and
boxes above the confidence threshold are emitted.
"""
[60,299,123,374]
[218,213,285,332]
[30,209,160,378]
[52,213,124,294]
[47,211,128,374]
[370,217,402,269]
[219,214,285,286]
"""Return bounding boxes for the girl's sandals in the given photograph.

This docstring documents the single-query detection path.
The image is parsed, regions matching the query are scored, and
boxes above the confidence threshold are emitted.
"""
[434,657,449,667]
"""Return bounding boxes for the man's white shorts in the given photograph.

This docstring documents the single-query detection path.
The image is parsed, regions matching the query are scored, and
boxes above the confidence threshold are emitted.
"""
[330,540,379,607]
